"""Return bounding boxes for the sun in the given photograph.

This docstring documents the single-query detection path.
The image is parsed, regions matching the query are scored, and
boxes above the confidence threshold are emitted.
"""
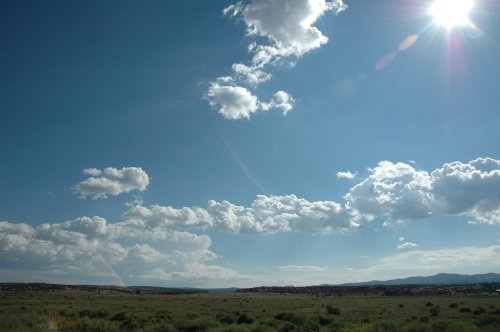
[429,0,473,28]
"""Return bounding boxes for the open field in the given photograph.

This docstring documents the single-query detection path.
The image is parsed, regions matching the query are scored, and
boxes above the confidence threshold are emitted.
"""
[1,285,500,331]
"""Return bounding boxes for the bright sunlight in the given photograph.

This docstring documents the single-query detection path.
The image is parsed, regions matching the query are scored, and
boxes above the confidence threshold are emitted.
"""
[430,0,473,28]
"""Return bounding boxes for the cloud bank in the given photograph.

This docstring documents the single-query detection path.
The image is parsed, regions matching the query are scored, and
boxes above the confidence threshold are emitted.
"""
[206,0,347,120]
[1,157,499,285]
[346,157,500,225]
[74,167,150,199]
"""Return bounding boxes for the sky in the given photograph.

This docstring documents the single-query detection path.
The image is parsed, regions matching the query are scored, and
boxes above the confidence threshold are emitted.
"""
[1,0,499,288]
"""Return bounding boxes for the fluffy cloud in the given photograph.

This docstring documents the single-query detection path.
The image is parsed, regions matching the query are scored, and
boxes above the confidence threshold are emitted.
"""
[224,0,347,65]
[74,167,150,199]
[0,212,226,285]
[232,63,272,86]
[336,171,357,179]
[208,194,358,233]
[261,91,295,115]
[123,203,213,230]
[207,0,346,120]
[345,157,500,225]
[345,161,434,222]
[206,79,294,120]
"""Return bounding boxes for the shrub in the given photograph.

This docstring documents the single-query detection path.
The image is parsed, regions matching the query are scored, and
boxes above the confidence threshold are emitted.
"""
[318,316,333,326]
[326,305,340,315]
[398,304,404,308]
[430,307,440,316]
[217,311,237,325]
[475,316,500,328]
[426,302,433,307]
[110,312,127,322]
[430,321,450,332]
[175,317,216,332]
[372,321,398,332]
[449,303,458,308]
[489,308,500,315]
[274,312,295,321]
[237,313,254,324]
[419,316,429,323]
[58,309,76,317]
[154,310,171,323]
[459,307,472,313]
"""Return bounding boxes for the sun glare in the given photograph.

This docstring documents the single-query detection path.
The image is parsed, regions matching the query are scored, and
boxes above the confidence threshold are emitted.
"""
[430,0,473,28]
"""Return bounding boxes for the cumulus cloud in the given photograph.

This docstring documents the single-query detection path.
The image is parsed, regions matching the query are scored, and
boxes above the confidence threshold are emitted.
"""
[0,212,228,285]
[208,194,358,233]
[74,167,150,199]
[206,79,294,120]
[123,203,213,231]
[336,171,357,179]
[345,157,500,225]
[397,242,418,250]
[261,91,295,115]
[224,0,347,65]
[207,0,346,119]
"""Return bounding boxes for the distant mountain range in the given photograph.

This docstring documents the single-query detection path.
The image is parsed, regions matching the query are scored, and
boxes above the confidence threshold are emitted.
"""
[338,273,500,286]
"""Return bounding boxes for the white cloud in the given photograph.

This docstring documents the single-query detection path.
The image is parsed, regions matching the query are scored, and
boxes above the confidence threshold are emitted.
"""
[207,0,346,120]
[397,242,418,250]
[206,80,260,120]
[345,157,500,225]
[430,158,500,218]
[345,161,434,222]
[208,194,358,233]
[278,265,328,272]
[261,91,295,115]
[123,203,213,230]
[336,171,357,179]
[224,0,347,65]
[74,167,150,199]
[206,79,294,120]
[232,63,272,86]
[0,213,225,285]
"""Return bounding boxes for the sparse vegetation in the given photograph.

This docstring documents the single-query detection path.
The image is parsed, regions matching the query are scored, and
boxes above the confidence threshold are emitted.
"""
[0,283,499,331]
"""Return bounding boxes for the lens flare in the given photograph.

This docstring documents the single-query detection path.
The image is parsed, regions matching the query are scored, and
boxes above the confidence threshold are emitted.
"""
[430,0,473,28]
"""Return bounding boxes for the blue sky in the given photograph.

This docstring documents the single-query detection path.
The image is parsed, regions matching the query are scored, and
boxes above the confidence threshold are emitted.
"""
[1,0,499,287]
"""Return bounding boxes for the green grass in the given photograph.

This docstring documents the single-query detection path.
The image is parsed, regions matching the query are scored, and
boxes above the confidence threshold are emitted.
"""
[0,289,499,331]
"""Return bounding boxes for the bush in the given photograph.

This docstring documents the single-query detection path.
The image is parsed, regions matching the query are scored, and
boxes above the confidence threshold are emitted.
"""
[459,307,472,313]
[237,313,254,324]
[419,316,429,323]
[110,312,127,321]
[372,321,398,332]
[475,316,500,328]
[489,308,500,315]
[175,317,216,332]
[426,302,433,307]
[217,311,237,325]
[319,316,333,326]
[274,312,295,321]
[449,303,458,308]
[430,321,450,332]
[326,305,340,315]
[430,307,440,316]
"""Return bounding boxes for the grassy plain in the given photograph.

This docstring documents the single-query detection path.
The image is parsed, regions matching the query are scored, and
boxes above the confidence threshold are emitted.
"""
[1,288,499,331]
